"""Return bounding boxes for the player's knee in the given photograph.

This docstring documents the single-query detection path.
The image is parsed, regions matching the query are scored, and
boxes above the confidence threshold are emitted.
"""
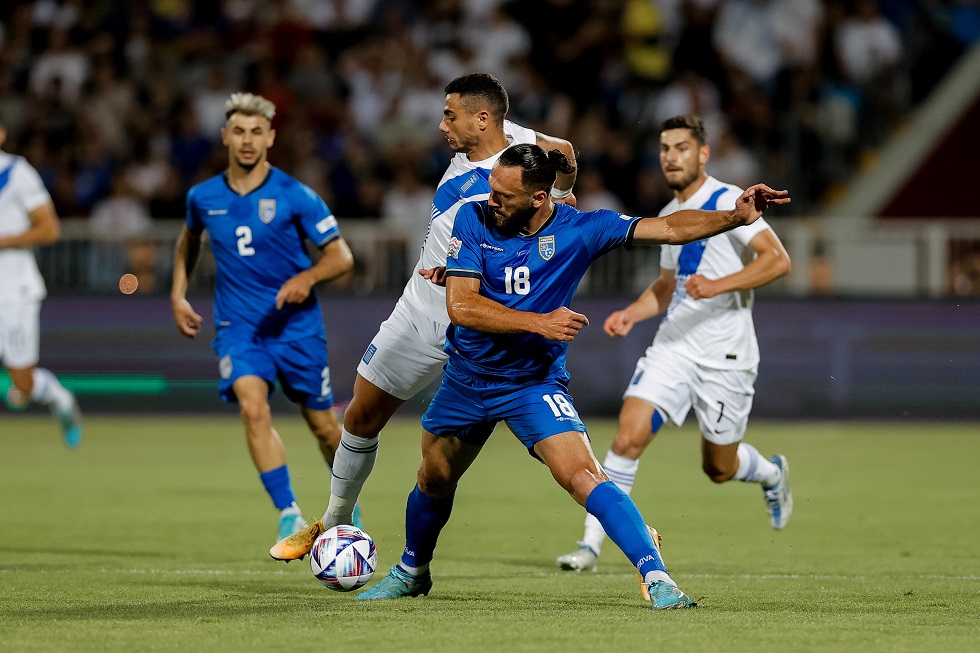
[239,399,271,428]
[416,463,454,498]
[342,401,384,438]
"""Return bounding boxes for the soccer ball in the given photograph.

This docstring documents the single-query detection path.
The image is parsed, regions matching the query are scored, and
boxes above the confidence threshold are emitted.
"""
[310,525,378,591]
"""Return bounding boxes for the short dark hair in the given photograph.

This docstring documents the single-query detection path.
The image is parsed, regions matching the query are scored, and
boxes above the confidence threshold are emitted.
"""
[660,114,707,146]
[444,73,509,123]
[497,144,574,193]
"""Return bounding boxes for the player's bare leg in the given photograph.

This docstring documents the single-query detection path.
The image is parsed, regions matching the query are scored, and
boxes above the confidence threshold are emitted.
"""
[558,398,659,571]
[234,376,306,540]
[537,431,691,610]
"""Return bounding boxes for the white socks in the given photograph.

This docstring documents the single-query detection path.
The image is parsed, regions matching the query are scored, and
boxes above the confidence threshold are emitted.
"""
[322,428,379,527]
[733,442,781,488]
[30,368,74,414]
[582,450,640,555]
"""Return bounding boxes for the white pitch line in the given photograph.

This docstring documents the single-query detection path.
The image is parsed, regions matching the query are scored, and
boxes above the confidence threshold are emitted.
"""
[84,569,980,581]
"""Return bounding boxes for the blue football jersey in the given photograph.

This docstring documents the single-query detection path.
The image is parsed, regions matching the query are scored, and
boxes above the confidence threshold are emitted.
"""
[444,201,640,380]
[186,167,341,335]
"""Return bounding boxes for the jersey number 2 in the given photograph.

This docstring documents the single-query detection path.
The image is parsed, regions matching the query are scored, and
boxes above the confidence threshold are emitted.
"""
[504,266,530,295]
[236,226,255,256]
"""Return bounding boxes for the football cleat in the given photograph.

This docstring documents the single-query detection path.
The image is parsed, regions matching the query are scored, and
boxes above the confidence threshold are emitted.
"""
[639,525,664,602]
[356,565,432,601]
[270,519,324,561]
[54,395,83,449]
[555,542,598,572]
[763,455,793,529]
[646,581,693,610]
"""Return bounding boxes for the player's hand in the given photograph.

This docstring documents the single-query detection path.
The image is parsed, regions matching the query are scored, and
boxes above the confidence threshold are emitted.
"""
[554,192,577,208]
[603,309,635,337]
[419,266,447,287]
[172,298,203,338]
[536,307,589,341]
[734,184,790,224]
[276,272,314,309]
[684,273,720,299]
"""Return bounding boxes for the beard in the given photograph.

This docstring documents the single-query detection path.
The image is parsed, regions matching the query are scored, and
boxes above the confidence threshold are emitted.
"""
[493,202,538,237]
[666,167,699,192]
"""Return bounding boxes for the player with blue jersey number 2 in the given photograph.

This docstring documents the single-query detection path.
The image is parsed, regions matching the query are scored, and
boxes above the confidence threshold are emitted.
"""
[170,93,356,544]
[356,144,789,610]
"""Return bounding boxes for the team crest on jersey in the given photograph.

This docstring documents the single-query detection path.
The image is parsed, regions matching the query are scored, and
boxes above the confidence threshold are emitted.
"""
[219,355,232,380]
[447,236,463,259]
[538,235,555,261]
[258,199,276,223]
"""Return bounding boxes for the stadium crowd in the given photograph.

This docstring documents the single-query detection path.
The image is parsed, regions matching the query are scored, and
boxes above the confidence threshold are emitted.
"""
[0,0,976,232]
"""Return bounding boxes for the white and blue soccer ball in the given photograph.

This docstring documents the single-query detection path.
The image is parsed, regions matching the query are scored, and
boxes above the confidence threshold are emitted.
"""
[310,525,378,591]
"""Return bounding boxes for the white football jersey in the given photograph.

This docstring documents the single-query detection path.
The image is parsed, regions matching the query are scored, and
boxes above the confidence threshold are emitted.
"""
[0,151,51,301]
[400,120,537,324]
[653,176,771,370]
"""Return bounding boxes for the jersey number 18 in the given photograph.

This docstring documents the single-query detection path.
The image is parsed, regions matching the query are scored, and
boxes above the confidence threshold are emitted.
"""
[504,266,530,295]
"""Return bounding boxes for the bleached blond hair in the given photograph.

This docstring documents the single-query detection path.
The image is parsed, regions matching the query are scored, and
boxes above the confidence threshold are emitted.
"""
[224,93,276,123]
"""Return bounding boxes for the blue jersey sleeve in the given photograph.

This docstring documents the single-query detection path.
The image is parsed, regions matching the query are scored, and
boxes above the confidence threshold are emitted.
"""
[580,208,641,258]
[445,202,484,280]
[294,183,340,247]
[185,186,204,235]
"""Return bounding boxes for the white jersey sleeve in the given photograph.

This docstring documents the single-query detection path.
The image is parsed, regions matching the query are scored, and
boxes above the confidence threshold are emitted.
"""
[400,120,537,324]
[0,152,51,301]
[653,176,772,370]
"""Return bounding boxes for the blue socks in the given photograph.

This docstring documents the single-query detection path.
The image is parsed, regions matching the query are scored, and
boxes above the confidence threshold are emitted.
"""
[259,464,296,510]
[400,484,455,571]
[585,481,666,577]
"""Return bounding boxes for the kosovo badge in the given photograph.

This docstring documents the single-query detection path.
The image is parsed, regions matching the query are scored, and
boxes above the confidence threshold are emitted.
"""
[538,235,555,261]
[258,199,276,223]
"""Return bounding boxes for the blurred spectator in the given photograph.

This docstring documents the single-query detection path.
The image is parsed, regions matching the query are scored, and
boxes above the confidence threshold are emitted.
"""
[29,27,89,104]
[88,175,156,291]
[575,168,625,213]
[707,127,760,191]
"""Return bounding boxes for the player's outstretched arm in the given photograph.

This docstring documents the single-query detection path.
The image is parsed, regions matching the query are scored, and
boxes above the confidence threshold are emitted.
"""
[275,237,354,309]
[447,276,589,342]
[171,225,204,338]
[632,184,790,246]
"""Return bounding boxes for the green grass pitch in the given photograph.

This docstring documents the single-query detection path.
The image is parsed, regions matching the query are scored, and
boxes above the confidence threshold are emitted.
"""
[1,415,978,652]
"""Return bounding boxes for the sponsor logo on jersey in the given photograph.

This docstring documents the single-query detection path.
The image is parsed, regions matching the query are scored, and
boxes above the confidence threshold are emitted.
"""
[448,236,463,259]
[258,199,276,223]
[538,235,555,261]
[480,242,504,252]
[316,215,338,234]
[207,209,228,215]
[219,355,233,380]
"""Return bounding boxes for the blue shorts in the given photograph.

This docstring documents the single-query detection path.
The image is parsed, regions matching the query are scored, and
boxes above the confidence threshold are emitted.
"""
[211,326,334,410]
[421,362,587,454]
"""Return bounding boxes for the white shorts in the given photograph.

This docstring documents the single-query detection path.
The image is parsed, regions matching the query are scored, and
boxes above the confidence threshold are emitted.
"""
[356,297,449,400]
[623,345,757,445]
[0,299,41,369]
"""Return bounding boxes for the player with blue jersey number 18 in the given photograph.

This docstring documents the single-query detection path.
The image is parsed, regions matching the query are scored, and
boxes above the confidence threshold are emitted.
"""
[355,144,790,610]
[556,115,794,583]
[270,73,577,564]
[170,93,356,543]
